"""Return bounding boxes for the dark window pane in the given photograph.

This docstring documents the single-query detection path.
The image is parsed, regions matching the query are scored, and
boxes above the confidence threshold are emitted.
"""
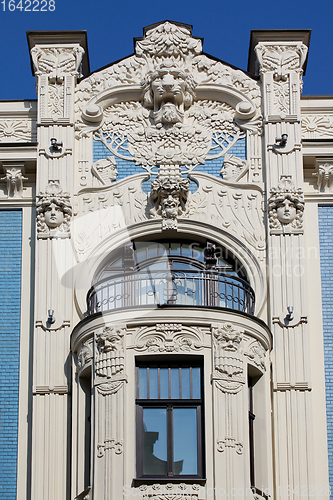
[143,408,167,475]
[192,367,201,399]
[173,408,198,475]
[171,242,181,255]
[182,367,190,399]
[139,367,147,399]
[171,368,180,399]
[160,368,168,399]
[150,368,158,399]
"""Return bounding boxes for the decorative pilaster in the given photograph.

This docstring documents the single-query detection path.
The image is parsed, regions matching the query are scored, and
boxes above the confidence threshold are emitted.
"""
[254,33,314,499]
[28,32,87,500]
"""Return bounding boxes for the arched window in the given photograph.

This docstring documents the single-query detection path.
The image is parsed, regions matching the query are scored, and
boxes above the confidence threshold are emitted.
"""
[87,239,255,315]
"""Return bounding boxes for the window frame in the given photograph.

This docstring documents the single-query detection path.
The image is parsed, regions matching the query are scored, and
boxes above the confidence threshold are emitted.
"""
[135,359,205,480]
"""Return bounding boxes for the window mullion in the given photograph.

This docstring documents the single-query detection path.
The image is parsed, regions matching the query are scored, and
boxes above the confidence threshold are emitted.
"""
[167,405,173,477]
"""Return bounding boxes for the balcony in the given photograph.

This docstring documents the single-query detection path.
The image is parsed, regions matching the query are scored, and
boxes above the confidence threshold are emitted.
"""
[87,270,255,316]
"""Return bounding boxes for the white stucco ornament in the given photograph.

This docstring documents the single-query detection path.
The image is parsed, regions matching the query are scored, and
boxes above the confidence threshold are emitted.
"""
[268,175,304,234]
[36,181,72,238]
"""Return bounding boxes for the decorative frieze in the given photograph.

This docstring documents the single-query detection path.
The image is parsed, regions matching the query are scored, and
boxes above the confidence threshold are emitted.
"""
[137,483,199,500]
[268,175,304,234]
[134,323,203,352]
[36,181,72,238]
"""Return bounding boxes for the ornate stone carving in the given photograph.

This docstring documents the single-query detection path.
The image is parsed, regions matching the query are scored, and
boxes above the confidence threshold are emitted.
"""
[91,156,118,185]
[135,324,203,352]
[217,437,243,454]
[244,340,266,372]
[142,61,196,126]
[95,325,125,377]
[77,340,93,375]
[302,114,333,139]
[97,439,123,458]
[48,83,64,117]
[0,119,36,142]
[150,176,190,229]
[313,162,333,192]
[137,483,199,500]
[273,81,290,114]
[1,165,28,198]
[220,154,248,182]
[255,43,308,80]
[268,175,304,234]
[36,181,72,238]
[31,45,85,81]
[211,323,245,394]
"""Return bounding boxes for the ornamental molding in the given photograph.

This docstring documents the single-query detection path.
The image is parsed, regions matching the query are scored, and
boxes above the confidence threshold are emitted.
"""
[302,114,333,138]
[95,325,126,378]
[243,339,266,372]
[255,42,308,80]
[36,181,72,239]
[77,339,93,375]
[217,436,243,454]
[97,439,123,458]
[1,165,28,198]
[268,175,304,235]
[313,161,333,192]
[136,483,200,500]
[0,119,36,143]
[31,44,85,82]
[134,323,204,352]
[211,323,245,394]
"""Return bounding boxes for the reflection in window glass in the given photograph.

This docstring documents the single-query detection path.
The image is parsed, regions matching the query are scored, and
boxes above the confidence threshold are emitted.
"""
[173,408,197,474]
[148,243,159,260]
[143,408,167,475]
[192,367,201,399]
[171,242,181,255]
[171,368,180,399]
[139,367,147,399]
[160,368,168,399]
[182,367,190,399]
[149,368,158,399]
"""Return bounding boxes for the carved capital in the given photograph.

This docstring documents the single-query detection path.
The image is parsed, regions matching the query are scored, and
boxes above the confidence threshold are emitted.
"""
[268,175,304,234]
[1,164,28,198]
[31,45,84,82]
[255,42,308,80]
[36,181,72,238]
[313,161,333,192]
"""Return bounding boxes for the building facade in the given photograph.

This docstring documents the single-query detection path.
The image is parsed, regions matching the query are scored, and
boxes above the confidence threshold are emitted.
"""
[0,21,332,500]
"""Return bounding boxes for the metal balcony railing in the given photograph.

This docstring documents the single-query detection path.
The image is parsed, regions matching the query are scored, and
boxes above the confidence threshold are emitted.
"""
[87,270,255,316]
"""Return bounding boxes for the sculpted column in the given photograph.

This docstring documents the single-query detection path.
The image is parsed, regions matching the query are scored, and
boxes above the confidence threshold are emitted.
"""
[253,32,315,498]
[27,32,88,500]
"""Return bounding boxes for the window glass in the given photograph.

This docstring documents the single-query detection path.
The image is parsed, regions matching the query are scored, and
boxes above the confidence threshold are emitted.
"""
[173,408,198,475]
[181,367,191,399]
[160,368,169,399]
[139,367,147,399]
[192,367,201,399]
[171,368,180,399]
[143,408,168,475]
[149,368,158,399]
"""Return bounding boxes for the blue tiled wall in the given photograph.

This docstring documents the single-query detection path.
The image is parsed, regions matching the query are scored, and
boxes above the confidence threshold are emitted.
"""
[0,210,22,499]
[93,136,246,194]
[318,206,333,495]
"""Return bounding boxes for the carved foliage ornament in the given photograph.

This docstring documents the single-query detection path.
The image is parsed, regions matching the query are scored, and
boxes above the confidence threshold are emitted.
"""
[31,45,85,82]
[302,115,333,139]
[211,323,245,394]
[0,119,36,143]
[1,165,28,198]
[255,43,308,80]
[268,175,304,234]
[135,323,203,352]
[36,181,72,238]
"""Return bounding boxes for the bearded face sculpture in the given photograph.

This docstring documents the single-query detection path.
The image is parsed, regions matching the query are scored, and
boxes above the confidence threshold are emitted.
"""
[142,62,196,126]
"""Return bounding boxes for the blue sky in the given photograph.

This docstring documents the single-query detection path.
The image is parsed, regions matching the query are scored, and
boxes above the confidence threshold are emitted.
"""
[0,0,332,100]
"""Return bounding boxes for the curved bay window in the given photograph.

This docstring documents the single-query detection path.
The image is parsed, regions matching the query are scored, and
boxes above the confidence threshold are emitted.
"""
[87,239,255,315]
[136,359,204,479]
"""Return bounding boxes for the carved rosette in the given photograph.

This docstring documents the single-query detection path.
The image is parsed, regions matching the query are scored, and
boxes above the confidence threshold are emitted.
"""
[268,175,304,235]
[95,325,127,395]
[211,323,245,394]
[134,323,203,352]
[36,181,72,239]
[150,176,190,230]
